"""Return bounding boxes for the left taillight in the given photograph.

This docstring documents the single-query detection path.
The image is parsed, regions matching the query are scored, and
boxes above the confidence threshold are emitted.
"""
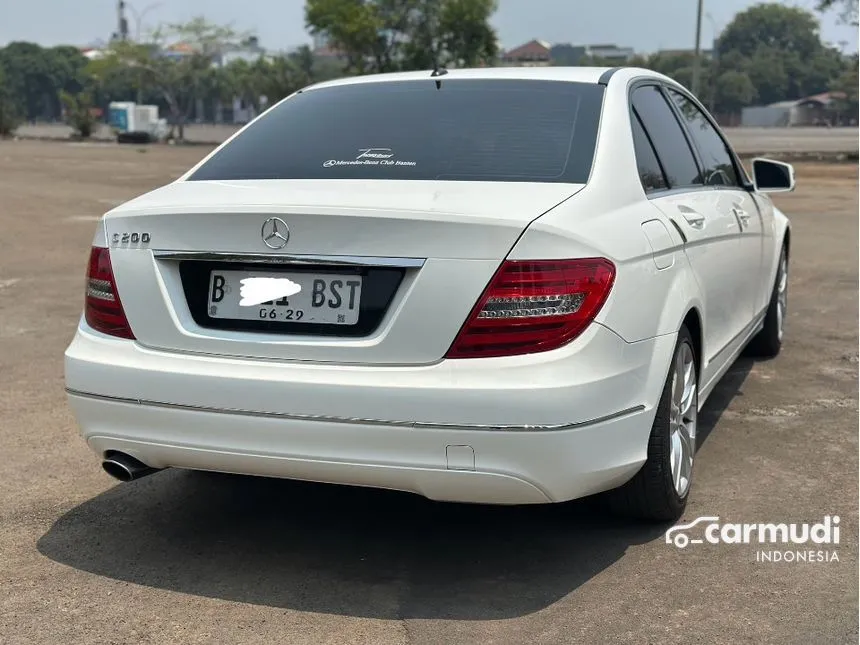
[85,246,135,339]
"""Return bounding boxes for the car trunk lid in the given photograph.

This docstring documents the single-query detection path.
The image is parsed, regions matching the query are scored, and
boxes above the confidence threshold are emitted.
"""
[104,179,583,364]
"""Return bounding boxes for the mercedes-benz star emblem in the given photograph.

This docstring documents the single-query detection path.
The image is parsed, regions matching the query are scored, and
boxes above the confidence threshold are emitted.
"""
[261,217,290,250]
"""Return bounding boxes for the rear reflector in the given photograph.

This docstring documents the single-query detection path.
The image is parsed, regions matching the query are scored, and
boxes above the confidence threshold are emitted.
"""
[445,258,615,358]
[85,246,135,339]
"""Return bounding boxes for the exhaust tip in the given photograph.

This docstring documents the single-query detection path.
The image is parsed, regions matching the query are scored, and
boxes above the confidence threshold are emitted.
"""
[102,452,159,482]
[102,458,135,482]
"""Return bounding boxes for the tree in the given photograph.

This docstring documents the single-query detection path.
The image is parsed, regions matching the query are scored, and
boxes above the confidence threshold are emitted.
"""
[716,4,847,106]
[400,0,498,69]
[305,0,386,74]
[0,33,347,133]
[0,62,22,136]
[289,45,316,87]
[90,17,249,140]
[305,0,498,74]
[220,49,331,117]
[816,0,859,25]
[86,53,161,115]
[830,55,859,121]
[718,4,823,60]
[259,55,302,104]
[644,51,714,93]
[311,52,349,83]
[0,42,49,121]
[0,42,89,121]
[221,58,253,107]
[731,47,790,107]
[713,70,757,114]
[49,45,91,97]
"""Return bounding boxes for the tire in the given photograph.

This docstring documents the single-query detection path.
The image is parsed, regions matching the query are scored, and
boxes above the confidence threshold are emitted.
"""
[117,132,153,144]
[746,246,788,359]
[608,325,698,522]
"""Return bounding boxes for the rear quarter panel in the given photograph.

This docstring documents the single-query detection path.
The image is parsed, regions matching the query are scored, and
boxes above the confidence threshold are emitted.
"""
[511,194,702,344]
[509,69,704,344]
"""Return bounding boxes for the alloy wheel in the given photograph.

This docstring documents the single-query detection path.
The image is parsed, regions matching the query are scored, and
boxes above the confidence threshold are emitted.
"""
[669,342,697,498]
[776,255,788,342]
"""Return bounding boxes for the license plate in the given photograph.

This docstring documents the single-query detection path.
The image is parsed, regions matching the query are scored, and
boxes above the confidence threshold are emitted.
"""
[207,270,363,325]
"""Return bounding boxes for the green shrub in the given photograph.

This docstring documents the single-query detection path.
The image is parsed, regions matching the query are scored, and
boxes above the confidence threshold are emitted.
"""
[60,90,99,138]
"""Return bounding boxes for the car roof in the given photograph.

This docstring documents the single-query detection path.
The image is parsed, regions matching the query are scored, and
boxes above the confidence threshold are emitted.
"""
[304,66,662,92]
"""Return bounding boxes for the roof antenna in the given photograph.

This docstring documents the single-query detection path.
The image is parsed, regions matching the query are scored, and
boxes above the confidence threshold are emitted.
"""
[431,65,447,89]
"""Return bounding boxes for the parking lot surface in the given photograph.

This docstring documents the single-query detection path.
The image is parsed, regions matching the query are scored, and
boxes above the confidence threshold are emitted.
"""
[0,141,857,644]
[14,123,860,155]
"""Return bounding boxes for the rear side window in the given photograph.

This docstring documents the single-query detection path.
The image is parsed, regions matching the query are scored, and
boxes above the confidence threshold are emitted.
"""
[631,109,668,192]
[666,88,740,187]
[631,86,702,188]
[188,79,605,184]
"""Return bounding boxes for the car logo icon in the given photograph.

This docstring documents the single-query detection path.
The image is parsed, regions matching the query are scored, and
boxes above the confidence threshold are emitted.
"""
[261,217,290,250]
[665,516,720,548]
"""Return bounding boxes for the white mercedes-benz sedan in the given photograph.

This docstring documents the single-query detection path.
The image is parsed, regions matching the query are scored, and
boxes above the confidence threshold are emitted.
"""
[65,66,794,521]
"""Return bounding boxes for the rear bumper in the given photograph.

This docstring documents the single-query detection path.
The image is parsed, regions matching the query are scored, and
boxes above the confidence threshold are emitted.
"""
[69,392,654,504]
[65,321,678,504]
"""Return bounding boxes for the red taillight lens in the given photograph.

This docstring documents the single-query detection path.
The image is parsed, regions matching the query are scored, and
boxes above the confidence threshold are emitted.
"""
[85,246,135,339]
[445,258,616,359]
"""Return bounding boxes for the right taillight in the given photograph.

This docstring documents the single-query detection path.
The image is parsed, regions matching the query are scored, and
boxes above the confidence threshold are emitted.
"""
[445,258,615,359]
[85,246,135,339]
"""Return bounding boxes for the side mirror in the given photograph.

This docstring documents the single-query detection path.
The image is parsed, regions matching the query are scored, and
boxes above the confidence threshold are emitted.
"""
[751,158,796,193]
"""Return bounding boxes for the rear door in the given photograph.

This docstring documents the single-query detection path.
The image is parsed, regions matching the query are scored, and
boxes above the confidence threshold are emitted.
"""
[630,84,745,378]
[664,87,764,330]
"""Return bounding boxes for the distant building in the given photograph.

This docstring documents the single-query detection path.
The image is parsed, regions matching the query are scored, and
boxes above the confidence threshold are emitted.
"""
[309,32,346,60]
[548,44,588,66]
[741,92,851,127]
[501,39,552,66]
[313,43,344,60]
[656,48,715,60]
[79,47,106,61]
[79,38,110,60]
[219,37,266,66]
[581,44,636,63]
[161,41,196,61]
[503,40,636,66]
[551,43,637,65]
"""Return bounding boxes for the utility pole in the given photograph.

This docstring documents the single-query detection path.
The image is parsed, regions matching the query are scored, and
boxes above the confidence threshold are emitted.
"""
[706,12,719,112]
[691,0,704,95]
[117,1,129,41]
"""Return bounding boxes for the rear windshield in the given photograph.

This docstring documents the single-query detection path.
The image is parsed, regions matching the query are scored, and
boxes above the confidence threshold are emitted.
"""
[188,79,604,184]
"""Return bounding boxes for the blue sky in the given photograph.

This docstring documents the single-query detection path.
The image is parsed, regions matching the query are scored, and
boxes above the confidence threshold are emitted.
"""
[2,0,857,54]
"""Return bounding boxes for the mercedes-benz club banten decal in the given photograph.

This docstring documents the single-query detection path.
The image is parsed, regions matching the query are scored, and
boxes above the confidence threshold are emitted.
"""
[323,148,417,168]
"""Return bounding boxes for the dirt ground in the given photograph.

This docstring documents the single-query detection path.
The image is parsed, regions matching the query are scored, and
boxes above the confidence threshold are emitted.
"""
[0,141,857,645]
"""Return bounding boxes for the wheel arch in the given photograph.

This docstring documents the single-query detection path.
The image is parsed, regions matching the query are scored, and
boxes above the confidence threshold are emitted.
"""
[773,206,791,261]
[681,307,703,383]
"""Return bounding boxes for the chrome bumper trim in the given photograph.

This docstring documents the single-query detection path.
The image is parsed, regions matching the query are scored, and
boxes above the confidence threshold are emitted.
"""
[65,388,645,432]
[152,250,425,268]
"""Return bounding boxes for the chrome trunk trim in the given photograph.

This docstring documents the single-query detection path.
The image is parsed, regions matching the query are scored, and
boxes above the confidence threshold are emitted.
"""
[152,250,425,268]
